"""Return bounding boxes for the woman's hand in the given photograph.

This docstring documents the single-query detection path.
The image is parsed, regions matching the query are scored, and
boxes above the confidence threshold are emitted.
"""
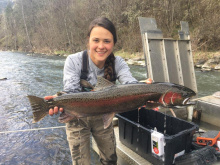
[44,95,64,116]
[145,78,159,110]
[145,78,153,84]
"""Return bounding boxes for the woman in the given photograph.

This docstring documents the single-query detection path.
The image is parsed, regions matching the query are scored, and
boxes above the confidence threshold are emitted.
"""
[46,17,152,165]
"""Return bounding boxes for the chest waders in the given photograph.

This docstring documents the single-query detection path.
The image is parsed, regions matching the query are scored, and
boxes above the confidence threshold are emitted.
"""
[66,50,118,165]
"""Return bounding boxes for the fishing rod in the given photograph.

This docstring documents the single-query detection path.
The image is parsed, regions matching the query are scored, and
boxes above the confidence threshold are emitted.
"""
[0,126,66,134]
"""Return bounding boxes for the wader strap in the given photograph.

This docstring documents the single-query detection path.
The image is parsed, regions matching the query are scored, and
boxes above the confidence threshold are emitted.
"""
[112,62,117,82]
[80,50,88,80]
[80,50,116,83]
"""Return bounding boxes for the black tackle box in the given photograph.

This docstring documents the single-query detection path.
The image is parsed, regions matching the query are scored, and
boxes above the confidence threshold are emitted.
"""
[116,108,199,165]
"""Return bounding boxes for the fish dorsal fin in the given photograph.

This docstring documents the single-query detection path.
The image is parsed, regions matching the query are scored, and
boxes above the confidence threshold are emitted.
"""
[94,76,115,91]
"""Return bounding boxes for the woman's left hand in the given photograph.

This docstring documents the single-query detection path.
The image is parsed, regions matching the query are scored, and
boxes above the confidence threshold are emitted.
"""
[145,78,153,84]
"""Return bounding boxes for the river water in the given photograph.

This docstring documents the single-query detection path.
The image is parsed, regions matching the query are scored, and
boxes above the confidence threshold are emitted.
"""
[0,51,219,164]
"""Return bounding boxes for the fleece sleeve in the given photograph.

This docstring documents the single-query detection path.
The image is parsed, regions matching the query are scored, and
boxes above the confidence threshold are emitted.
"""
[115,56,138,84]
[63,53,82,93]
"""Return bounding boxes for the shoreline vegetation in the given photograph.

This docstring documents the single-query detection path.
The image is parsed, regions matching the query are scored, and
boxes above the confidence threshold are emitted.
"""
[1,0,219,62]
[1,0,219,71]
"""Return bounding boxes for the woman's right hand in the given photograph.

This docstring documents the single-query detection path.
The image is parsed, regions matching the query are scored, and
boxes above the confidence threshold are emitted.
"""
[44,95,64,116]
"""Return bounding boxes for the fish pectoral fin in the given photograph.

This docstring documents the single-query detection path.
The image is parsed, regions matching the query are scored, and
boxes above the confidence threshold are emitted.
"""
[58,112,76,123]
[102,112,115,129]
[145,101,161,109]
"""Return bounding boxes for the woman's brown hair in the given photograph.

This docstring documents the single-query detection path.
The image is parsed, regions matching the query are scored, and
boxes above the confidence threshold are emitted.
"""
[88,17,117,82]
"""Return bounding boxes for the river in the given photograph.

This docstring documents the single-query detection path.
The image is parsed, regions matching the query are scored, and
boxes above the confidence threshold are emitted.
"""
[0,51,219,164]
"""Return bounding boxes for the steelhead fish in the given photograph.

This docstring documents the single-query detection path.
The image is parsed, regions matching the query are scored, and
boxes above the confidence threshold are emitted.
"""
[27,77,196,128]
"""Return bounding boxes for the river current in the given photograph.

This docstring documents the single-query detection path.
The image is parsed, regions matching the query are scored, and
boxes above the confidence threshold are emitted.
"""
[0,51,219,164]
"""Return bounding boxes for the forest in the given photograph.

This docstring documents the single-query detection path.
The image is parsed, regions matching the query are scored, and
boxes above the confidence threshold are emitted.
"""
[0,0,219,55]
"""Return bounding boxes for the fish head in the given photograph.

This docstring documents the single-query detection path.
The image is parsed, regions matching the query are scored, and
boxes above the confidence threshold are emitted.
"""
[157,83,196,107]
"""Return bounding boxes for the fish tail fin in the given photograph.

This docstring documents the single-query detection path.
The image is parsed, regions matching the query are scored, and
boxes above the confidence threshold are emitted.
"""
[27,95,49,123]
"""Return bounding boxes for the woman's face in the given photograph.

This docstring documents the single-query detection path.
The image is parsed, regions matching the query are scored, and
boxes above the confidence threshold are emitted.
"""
[88,26,114,68]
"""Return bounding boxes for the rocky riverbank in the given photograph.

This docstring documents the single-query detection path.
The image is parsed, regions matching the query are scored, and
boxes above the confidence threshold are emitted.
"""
[194,53,220,71]
[118,51,220,72]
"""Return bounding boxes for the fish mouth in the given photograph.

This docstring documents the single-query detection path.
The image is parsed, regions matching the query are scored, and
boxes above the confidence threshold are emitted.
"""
[182,97,190,105]
[184,99,196,105]
[182,97,196,105]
